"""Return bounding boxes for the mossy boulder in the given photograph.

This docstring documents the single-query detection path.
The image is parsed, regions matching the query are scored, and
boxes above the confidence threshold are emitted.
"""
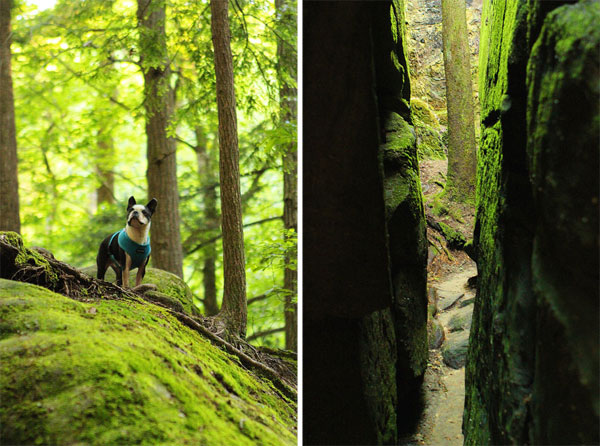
[441,330,469,369]
[0,279,296,445]
[81,265,199,316]
[411,97,446,160]
[447,307,472,333]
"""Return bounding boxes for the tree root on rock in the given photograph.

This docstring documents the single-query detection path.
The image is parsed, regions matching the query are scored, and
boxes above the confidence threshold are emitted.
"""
[171,311,297,402]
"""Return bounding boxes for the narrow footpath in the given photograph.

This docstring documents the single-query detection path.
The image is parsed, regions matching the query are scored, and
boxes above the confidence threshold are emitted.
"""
[401,159,477,445]
[403,263,476,446]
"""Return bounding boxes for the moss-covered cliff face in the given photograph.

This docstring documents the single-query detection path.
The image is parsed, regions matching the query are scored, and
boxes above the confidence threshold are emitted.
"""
[0,236,296,445]
[374,0,429,430]
[465,1,599,444]
[304,1,428,444]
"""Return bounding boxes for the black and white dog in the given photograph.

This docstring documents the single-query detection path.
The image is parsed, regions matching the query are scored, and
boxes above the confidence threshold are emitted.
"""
[96,196,157,288]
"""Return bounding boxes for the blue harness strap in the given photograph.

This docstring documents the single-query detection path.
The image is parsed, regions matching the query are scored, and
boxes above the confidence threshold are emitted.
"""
[109,229,151,270]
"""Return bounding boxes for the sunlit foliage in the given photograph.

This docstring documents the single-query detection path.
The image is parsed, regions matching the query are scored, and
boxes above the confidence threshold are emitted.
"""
[11,0,296,348]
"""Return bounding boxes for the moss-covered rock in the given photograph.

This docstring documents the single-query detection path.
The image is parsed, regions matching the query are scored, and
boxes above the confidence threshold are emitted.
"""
[441,330,469,369]
[81,265,199,316]
[377,2,429,435]
[0,279,296,445]
[437,221,466,250]
[411,98,446,160]
[465,1,599,444]
[303,1,428,443]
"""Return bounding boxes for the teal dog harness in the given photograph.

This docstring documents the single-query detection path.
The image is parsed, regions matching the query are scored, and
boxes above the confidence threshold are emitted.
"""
[109,229,151,269]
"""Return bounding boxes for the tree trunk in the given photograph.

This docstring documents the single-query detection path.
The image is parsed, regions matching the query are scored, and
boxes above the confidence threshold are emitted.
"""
[211,0,247,338]
[276,0,297,351]
[441,0,476,201]
[0,0,21,233]
[195,127,219,316]
[96,129,115,206]
[137,0,183,278]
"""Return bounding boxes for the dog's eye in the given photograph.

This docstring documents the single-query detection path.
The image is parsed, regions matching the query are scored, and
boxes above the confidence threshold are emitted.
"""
[143,210,150,217]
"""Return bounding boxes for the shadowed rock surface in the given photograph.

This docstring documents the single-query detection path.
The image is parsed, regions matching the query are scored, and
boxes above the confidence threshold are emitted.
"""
[465,1,599,444]
[304,1,428,444]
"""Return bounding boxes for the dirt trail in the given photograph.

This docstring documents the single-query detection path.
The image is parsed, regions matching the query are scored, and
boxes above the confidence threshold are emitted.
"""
[399,158,477,445]
[403,263,476,446]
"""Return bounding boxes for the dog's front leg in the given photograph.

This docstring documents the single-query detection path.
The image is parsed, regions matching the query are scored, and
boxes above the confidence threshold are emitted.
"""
[123,254,132,288]
[135,265,145,287]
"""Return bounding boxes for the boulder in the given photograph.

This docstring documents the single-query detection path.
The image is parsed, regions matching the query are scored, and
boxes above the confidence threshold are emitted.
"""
[442,330,469,369]
[81,265,199,316]
[0,279,296,445]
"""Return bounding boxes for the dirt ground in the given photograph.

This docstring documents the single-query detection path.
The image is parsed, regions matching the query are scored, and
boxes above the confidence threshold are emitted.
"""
[401,159,477,445]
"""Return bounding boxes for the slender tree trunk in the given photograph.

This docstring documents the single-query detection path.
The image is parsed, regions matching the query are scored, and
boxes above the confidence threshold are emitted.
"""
[195,127,219,316]
[137,0,183,277]
[96,129,115,206]
[276,0,297,351]
[441,0,476,200]
[211,0,247,338]
[0,0,21,233]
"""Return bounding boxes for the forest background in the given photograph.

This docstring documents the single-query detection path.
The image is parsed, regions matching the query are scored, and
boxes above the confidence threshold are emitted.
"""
[7,0,297,348]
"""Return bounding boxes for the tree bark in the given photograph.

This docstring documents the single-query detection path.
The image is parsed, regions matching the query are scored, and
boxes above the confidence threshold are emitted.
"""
[211,0,247,338]
[96,129,115,206]
[195,127,219,316]
[276,0,297,351]
[441,0,476,201]
[0,0,21,233]
[137,0,183,278]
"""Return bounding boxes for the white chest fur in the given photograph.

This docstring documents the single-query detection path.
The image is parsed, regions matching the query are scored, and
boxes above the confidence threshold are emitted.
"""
[126,222,150,244]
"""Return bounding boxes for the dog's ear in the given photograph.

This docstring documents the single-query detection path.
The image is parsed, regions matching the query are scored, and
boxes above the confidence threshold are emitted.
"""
[146,198,158,214]
[128,196,136,208]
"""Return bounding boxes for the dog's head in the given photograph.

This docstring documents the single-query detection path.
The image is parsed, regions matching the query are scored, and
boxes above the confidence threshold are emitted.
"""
[127,196,157,227]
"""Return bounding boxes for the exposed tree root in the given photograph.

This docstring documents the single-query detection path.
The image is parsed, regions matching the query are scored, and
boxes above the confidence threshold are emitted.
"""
[171,311,297,401]
[0,234,140,303]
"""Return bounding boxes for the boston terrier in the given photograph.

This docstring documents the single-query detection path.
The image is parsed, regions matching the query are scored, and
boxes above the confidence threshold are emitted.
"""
[96,196,157,288]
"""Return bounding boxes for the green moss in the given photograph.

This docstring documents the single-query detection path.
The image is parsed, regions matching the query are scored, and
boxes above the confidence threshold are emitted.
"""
[0,279,296,445]
[81,266,199,316]
[382,113,416,151]
[463,381,492,445]
[0,232,60,289]
[0,231,24,250]
[430,196,449,217]
[411,98,440,129]
[438,221,467,250]
[411,98,446,160]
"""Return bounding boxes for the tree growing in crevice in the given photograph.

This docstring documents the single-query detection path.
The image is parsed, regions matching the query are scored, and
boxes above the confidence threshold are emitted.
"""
[276,0,297,351]
[441,0,477,201]
[137,0,184,278]
[211,0,247,339]
[0,0,21,233]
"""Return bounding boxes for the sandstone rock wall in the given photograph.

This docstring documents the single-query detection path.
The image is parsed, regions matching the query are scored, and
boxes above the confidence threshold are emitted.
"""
[406,0,482,158]
[406,0,482,119]
[303,1,428,443]
[464,1,599,444]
